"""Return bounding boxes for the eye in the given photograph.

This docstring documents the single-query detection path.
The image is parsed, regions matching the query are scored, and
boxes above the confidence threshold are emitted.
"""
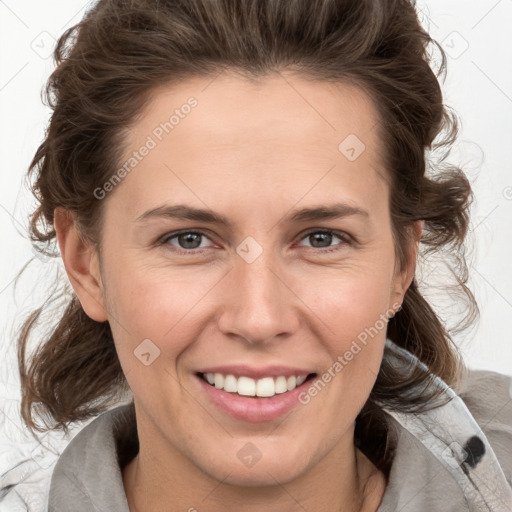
[158,228,352,255]
[296,229,352,253]
[159,230,215,253]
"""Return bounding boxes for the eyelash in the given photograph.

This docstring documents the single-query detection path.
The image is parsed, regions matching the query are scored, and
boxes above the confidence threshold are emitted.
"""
[157,228,353,255]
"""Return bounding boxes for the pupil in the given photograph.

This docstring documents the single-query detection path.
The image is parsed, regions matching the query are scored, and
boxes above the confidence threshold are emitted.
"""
[311,232,331,248]
[180,233,201,249]
[177,232,332,250]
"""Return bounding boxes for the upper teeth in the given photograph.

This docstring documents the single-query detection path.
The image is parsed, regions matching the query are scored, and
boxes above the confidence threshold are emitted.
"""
[203,373,308,397]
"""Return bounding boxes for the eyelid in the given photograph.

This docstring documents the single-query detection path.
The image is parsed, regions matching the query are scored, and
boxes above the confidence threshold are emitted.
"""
[294,228,353,250]
[158,229,218,249]
[158,227,354,254]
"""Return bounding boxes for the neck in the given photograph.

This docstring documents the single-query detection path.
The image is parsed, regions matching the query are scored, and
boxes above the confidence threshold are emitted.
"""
[122,427,386,512]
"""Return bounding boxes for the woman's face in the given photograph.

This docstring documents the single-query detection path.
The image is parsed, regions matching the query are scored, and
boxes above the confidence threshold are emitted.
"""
[78,72,418,486]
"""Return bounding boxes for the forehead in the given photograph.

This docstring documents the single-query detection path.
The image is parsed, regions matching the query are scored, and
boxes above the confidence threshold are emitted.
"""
[134,71,382,152]
[116,71,388,217]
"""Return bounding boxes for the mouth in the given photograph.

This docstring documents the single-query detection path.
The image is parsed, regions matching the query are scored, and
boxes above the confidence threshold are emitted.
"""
[196,371,317,399]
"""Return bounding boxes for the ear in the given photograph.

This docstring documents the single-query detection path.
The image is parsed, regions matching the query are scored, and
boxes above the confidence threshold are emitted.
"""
[390,220,424,311]
[53,207,108,322]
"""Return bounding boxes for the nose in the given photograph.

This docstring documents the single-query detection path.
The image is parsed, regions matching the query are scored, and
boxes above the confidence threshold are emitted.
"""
[217,247,300,346]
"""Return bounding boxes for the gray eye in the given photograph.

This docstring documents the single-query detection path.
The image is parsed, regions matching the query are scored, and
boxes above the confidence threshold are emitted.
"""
[177,232,203,249]
[164,231,213,251]
[308,232,334,248]
[297,230,347,250]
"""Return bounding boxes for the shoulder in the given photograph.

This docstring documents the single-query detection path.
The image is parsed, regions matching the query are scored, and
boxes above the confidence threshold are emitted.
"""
[47,403,135,511]
[458,367,512,485]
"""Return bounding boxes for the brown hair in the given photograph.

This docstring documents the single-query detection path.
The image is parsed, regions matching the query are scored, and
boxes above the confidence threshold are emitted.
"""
[16,0,478,477]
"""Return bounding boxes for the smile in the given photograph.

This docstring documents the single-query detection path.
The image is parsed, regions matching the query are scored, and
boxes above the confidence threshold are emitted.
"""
[200,372,316,398]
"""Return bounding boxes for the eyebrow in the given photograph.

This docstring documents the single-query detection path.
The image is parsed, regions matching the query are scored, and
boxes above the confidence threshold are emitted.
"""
[135,202,369,228]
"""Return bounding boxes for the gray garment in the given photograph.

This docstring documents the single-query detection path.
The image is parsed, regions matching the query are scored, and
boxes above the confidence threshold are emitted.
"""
[12,340,512,511]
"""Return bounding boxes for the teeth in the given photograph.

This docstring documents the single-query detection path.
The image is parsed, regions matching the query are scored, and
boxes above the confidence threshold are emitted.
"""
[238,376,256,396]
[275,376,288,393]
[255,377,274,397]
[296,375,307,386]
[286,376,296,390]
[203,372,310,397]
[214,373,224,389]
[224,374,238,393]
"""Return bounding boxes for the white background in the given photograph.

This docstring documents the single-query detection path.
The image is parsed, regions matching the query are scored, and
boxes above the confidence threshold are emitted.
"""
[0,2,511,509]
[1,0,511,415]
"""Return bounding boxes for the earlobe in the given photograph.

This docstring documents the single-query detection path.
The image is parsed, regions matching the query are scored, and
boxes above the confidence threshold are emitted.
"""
[53,207,108,322]
[391,220,423,308]
[402,219,423,288]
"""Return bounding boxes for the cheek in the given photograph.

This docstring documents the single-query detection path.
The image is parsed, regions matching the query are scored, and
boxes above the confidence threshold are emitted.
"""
[305,270,391,420]
[301,258,394,336]
[102,259,208,370]
[103,268,205,411]
[296,255,395,398]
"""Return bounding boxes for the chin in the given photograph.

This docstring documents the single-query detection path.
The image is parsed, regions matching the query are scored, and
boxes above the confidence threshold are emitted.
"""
[199,451,309,488]
[219,466,304,488]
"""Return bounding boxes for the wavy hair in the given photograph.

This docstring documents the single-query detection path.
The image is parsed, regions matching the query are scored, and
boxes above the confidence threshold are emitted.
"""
[16,0,478,477]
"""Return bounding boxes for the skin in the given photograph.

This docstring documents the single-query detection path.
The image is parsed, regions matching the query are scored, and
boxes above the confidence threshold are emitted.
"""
[54,71,422,512]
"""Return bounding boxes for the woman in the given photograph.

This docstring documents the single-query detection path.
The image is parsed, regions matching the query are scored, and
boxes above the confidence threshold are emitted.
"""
[4,0,512,511]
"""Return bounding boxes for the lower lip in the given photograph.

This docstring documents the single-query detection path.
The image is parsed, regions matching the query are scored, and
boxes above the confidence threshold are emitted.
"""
[195,374,315,422]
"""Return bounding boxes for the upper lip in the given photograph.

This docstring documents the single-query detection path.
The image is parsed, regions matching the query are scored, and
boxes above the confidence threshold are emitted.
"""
[196,365,316,380]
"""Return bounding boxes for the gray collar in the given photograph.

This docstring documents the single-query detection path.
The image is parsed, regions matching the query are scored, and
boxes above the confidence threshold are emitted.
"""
[48,339,512,512]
